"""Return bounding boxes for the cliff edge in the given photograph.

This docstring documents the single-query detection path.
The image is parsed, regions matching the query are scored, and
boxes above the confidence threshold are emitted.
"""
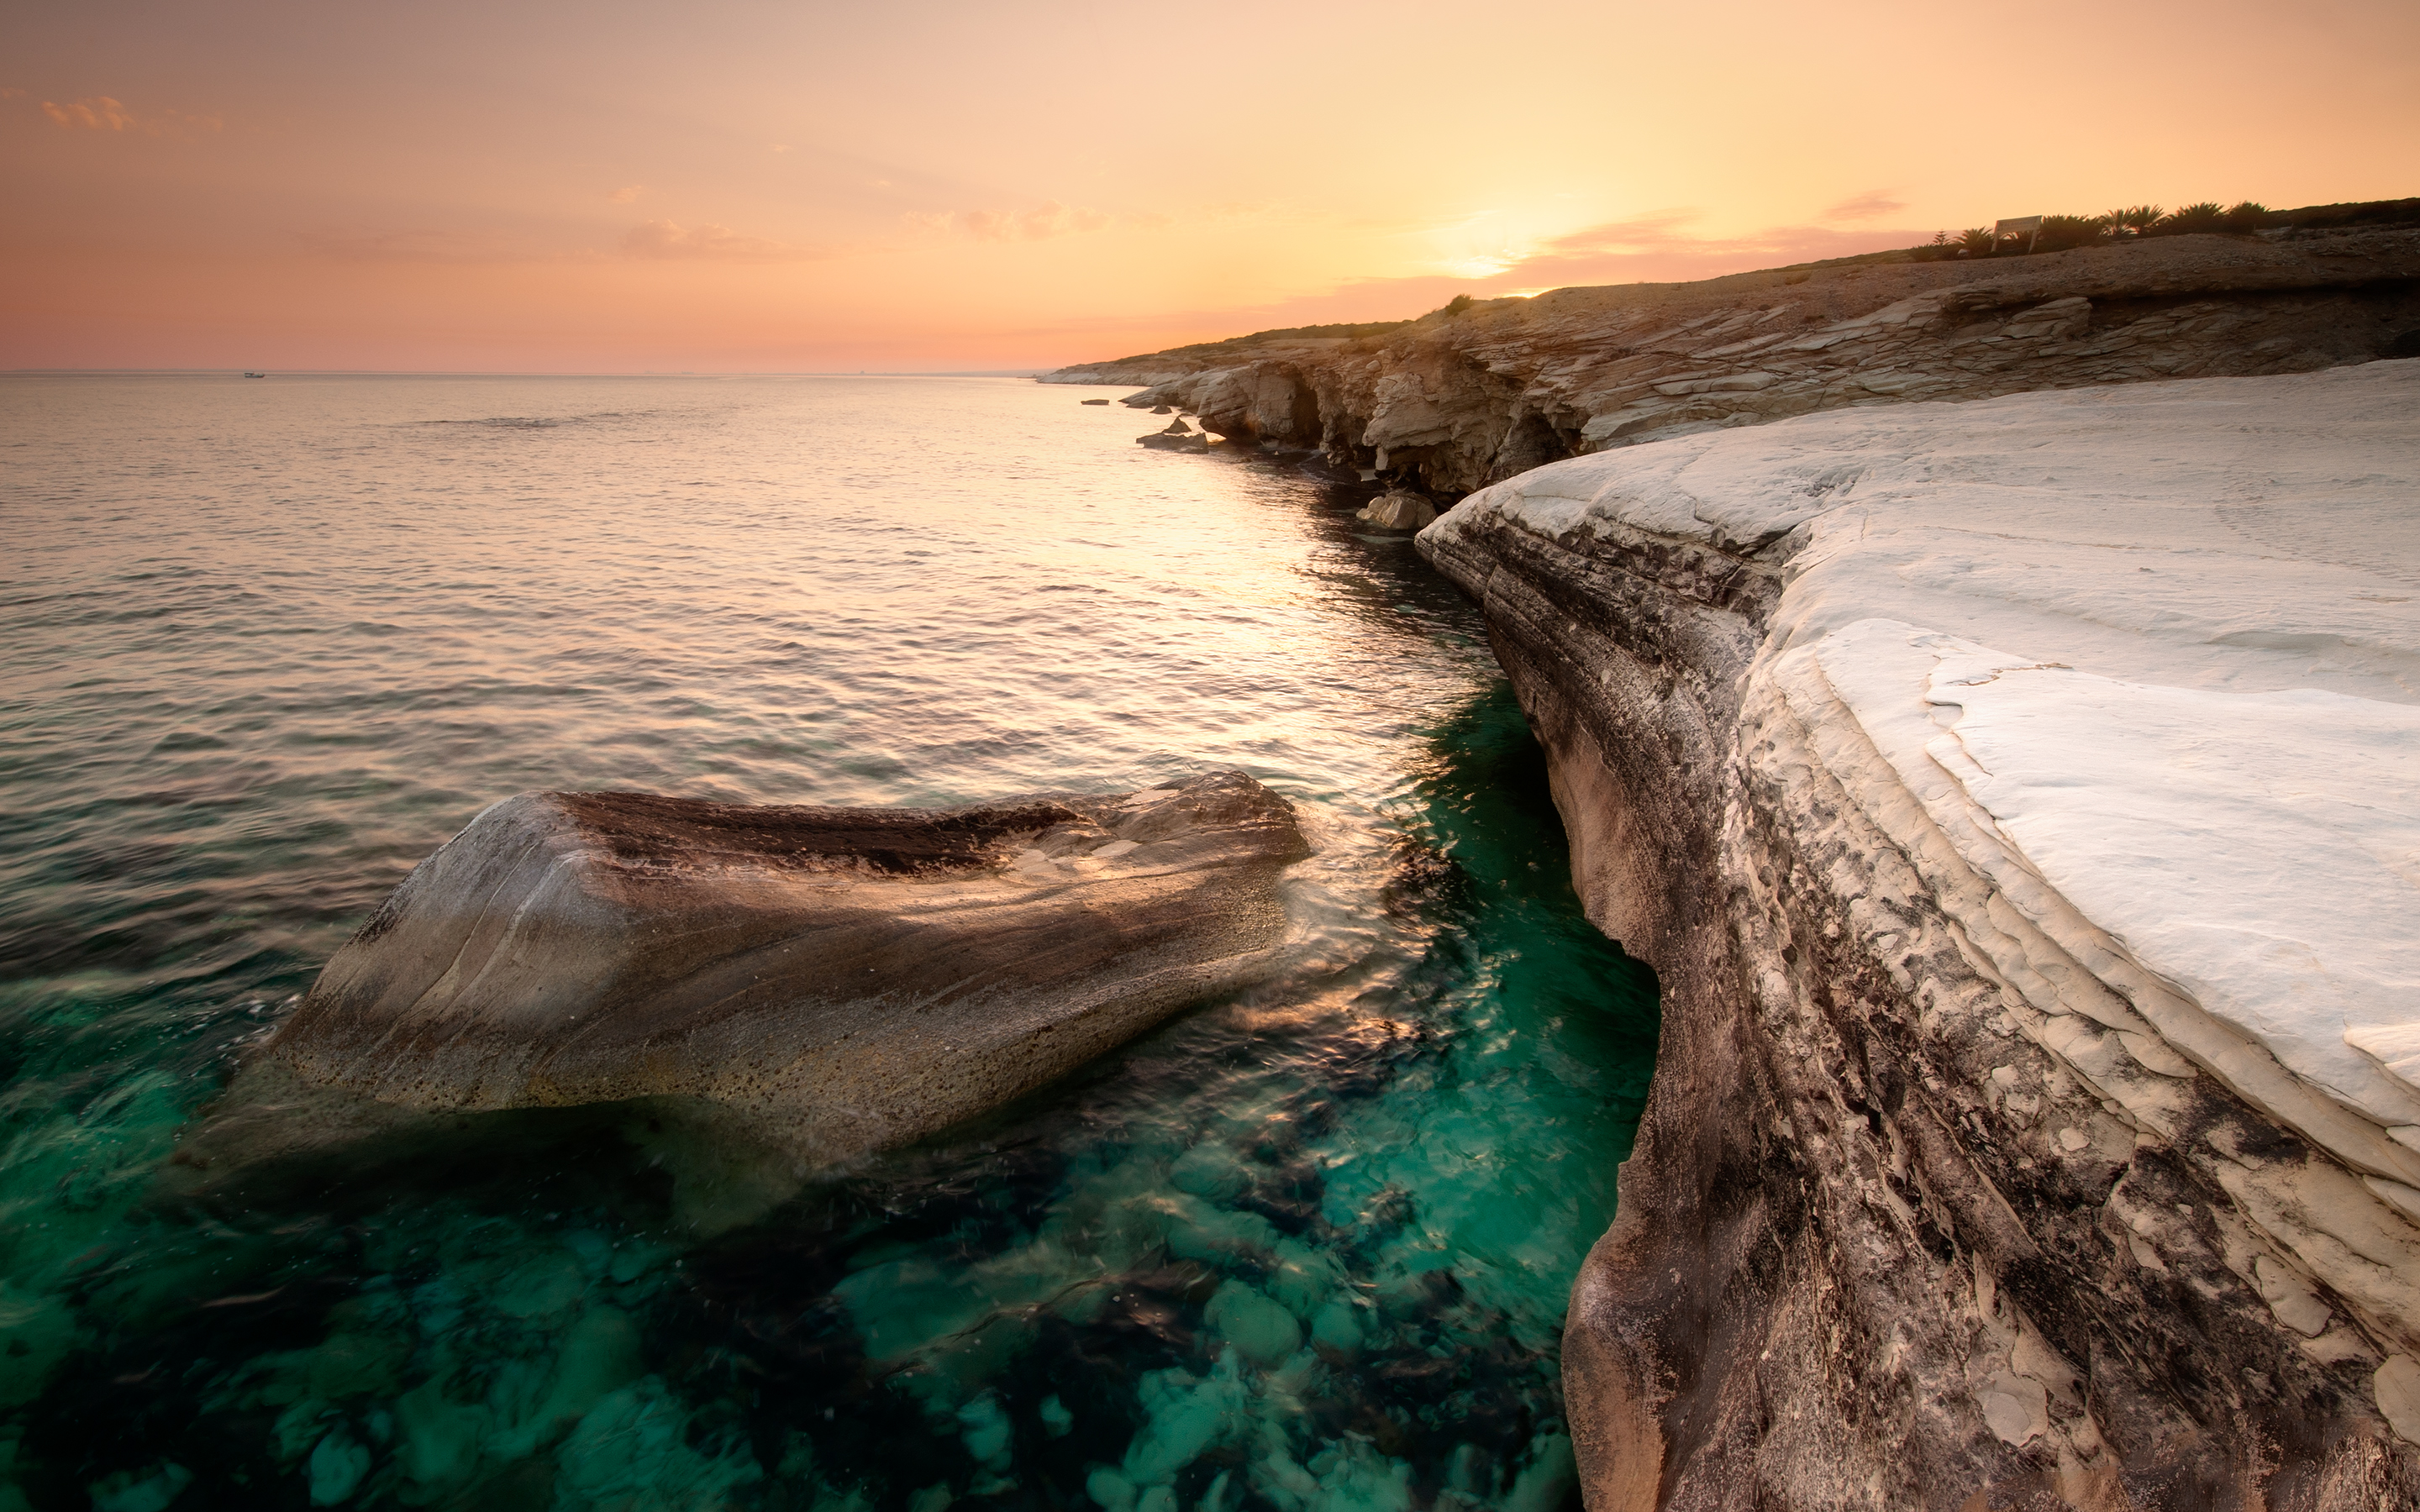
[1418,363,2420,1509]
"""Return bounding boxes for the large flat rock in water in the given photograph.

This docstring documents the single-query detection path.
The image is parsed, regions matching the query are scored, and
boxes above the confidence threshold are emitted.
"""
[262,770,1307,1163]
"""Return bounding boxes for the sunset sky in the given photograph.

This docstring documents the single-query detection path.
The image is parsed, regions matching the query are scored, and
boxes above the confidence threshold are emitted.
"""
[6,0,2416,372]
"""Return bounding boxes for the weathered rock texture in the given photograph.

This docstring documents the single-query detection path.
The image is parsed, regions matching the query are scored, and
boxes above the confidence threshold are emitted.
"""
[1418,363,2420,1509]
[1051,226,2420,501]
[262,771,1307,1163]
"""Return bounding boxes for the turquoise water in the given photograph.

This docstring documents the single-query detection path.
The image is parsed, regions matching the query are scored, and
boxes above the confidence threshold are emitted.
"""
[0,375,1656,1511]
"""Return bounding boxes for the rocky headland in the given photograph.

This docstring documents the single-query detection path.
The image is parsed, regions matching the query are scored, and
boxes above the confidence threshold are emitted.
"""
[1048,217,2420,503]
[1047,212,2420,1507]
[1418,362,2420,1508]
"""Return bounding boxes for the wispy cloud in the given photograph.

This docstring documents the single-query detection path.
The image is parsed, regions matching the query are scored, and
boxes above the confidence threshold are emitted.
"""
[1821,190,1906,222]
[43,95,136,129]
[907,201,1115,242]
[1077,209,1934,344]
[608,185,643,203]
[38,94,220,134]
[618,218,834,260]
[1476,209,1928,290]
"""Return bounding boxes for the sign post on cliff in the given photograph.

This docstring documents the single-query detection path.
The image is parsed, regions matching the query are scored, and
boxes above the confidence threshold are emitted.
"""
[1995,215,2044,253]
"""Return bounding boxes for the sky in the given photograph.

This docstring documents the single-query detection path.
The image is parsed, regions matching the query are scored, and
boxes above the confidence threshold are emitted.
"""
[4,0,2416,372]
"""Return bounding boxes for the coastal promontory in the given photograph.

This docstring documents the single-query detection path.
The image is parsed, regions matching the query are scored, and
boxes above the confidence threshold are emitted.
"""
[1419,362,2420,1507]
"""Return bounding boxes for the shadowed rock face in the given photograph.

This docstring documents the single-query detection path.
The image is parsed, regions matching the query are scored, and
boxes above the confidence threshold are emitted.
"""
[260,770,1307,1165]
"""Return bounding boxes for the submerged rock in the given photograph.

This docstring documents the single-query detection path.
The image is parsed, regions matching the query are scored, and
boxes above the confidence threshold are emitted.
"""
[1420,362,2420,1504]
[192,773,1307,1217]
[1138,428,1209,452]
[1080,397,1111,405]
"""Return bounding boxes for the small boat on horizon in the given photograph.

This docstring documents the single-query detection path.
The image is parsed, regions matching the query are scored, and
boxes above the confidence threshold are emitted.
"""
[242,370,266,379]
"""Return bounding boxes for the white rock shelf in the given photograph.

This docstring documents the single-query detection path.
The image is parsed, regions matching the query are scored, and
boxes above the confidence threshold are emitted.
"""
[1428,359,2420,1425]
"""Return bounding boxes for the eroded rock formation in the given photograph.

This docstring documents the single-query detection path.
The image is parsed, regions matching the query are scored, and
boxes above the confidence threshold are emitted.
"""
[1053,225,2420,501]
[188,773,1307,1215]
[1418,362,2420,1509]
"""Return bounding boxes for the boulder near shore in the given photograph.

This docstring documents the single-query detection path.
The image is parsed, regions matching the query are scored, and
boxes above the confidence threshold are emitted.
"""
[182,773,1307,1220]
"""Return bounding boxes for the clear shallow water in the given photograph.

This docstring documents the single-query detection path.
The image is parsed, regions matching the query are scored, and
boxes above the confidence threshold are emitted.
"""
[0,375,1657,1511]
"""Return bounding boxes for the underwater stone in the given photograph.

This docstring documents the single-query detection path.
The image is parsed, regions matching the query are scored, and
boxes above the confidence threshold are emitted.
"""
[257,770,1307,1165]
[1202,1279,1302,1367]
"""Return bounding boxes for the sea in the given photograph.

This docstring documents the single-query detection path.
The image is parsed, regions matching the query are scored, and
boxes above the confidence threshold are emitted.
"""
[0,374,1657,1512]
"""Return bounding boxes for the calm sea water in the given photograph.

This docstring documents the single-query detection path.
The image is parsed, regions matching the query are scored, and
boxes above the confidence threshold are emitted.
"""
[0,375,1656,1512]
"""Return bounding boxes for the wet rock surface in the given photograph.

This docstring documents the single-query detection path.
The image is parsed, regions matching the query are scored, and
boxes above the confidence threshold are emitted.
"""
[1356,490,1438,531]
[243,771,1308,1170]
[1418,365,2420,1509]
[1050,225,2420,498]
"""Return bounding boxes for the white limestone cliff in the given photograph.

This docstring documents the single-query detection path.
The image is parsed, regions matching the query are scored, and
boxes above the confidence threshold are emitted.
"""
[1421,360,2420,1507]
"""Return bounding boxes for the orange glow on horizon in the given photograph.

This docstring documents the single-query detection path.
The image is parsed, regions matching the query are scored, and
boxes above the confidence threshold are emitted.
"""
[4,0,2416,372]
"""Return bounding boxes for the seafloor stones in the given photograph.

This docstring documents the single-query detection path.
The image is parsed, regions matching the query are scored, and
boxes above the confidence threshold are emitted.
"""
[1355,490,1437,530]
[264,771,1307,1163]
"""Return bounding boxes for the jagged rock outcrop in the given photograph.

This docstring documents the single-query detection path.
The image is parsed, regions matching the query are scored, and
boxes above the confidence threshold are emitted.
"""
[1054,225,2420,501]
[1418,362,2420,1509]
[213,773,1306,1179]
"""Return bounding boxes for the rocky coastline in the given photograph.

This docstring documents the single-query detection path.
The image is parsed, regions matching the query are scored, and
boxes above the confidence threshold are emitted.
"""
[1047,220,2420,503]
[1418,365,2420,1508]
[1050,217,2420,1508]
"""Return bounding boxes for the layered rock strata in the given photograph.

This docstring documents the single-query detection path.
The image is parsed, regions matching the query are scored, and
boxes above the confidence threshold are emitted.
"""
[1055,227,2420,500]
[1418,362,2420,1509]
[255,771,1307,1163]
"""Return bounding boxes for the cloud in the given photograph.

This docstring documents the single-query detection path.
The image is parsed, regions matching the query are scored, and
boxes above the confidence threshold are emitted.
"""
[1066,210,1934,346]
[36,94,221,135]
[1467,209,1929,291]
[907,201,1114,242]
[608,185,643,202]
[1821,190,1906,222]
[618,218,834,260]
[44,96,137,130]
